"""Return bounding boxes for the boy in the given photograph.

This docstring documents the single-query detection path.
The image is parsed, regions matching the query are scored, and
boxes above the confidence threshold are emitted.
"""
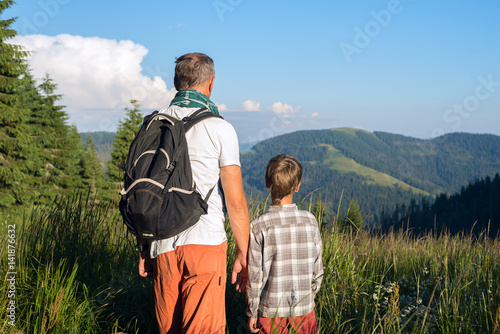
[247,154,324,334]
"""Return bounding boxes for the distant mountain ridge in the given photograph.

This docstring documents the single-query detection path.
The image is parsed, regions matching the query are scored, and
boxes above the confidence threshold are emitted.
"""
[241,128,500,226]
[80,128,500,227]
[80,131,255,162]
[80,131,115,162]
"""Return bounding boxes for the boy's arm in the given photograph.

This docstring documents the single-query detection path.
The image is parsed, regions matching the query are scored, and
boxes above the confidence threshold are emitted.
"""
[246,225,264,319]
[220,165,250,292]
[312,225,324,294]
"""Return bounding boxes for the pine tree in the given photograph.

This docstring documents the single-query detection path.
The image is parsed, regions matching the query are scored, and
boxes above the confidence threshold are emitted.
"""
[80,135,104,193]
[0,0,31,207]
[339,198,364,231]
[19,72,84,203]
[107,99,143,183]
[37,73,83,191]
[62,125,85,188]
[17,72,46,201]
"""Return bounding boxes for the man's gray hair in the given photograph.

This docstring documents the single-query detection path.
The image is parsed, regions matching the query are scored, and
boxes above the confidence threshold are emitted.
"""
[174,53,215,90]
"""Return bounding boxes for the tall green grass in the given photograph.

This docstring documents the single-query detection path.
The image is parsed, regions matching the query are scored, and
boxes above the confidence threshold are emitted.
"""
[1,193,499,333]
[315,228,500,333]
[1,191,156,333]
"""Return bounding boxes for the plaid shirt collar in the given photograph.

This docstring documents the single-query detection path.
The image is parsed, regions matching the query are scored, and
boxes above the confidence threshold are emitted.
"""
[268,204,297,212]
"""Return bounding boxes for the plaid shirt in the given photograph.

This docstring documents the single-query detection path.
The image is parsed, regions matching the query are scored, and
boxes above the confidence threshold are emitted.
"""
[246,204,323,318]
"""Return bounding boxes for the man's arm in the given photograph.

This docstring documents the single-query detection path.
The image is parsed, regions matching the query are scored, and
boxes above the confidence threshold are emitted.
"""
[220,165,250,293]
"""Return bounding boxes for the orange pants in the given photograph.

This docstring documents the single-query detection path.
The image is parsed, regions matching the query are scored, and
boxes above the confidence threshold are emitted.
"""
[257,310,318,334]
[153,242,227,334]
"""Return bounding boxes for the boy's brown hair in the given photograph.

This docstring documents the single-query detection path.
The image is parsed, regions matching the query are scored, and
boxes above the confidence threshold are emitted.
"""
[265,154,302,205]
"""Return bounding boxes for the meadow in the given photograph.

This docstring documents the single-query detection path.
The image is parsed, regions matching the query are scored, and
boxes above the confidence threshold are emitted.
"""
[1,193,499,333]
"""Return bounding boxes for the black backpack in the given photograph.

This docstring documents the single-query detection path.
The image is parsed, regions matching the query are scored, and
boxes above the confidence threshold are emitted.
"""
[119,108,223,240]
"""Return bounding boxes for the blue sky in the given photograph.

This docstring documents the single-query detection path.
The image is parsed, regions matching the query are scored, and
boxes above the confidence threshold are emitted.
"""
[6,0,500,143]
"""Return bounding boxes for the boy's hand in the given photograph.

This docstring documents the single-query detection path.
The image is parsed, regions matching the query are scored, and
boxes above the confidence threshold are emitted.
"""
[248,317,259,333]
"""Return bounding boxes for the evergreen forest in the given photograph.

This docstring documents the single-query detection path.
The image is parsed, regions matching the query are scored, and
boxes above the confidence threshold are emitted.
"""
[380,173,500,237]
[0,0,143,216]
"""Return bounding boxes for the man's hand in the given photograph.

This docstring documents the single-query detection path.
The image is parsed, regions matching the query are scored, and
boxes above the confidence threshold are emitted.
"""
[231,255,248,293]
[138,251,154,278]
[248,317,259,333]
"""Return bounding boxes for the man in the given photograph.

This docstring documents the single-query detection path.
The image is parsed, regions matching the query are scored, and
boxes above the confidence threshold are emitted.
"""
[136,52,250,333]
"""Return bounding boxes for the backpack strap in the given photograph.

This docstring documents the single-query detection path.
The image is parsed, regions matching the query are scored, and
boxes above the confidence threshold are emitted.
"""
[203,184,217,202]
[145,112,176,131]
[182,108,224,132]
[182,108,224,195]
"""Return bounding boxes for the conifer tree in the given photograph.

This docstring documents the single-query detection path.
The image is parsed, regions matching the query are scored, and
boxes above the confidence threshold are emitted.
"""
[0,0,31,207]
[339,198,364,231]
[17,72,47,200]
[20,72,84,203]
[37,73,84,191]
[107,99,143,183]
[80,135,104,193]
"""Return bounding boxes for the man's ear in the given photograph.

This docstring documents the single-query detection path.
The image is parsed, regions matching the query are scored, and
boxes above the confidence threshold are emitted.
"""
[208,76,215,95]
[294,182,301,193]
[174,76,180,91]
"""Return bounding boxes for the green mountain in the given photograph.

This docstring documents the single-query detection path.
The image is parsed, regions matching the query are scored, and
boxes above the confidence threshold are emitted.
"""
[80,131,255,162]
[241,128,500,227]
[78,128,500,227]
[80,131,115,162]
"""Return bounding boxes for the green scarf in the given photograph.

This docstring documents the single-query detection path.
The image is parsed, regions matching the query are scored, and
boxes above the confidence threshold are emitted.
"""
[170,89,220,116]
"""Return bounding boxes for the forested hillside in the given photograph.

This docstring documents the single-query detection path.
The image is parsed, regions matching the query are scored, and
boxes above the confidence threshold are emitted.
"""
[0,1,142,213]
[380,173,500,237]
[241,128,500,227]
[0,9,103,208]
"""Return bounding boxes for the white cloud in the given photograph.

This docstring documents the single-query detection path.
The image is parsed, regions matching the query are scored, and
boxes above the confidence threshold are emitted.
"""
[311,112,319,117]
[12,34,176,130]
[216,103,228,112]
[270,101,300,116]
[243,99,261,111]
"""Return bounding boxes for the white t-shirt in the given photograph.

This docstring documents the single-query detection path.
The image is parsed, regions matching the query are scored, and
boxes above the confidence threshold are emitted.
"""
[150,105,240,258]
